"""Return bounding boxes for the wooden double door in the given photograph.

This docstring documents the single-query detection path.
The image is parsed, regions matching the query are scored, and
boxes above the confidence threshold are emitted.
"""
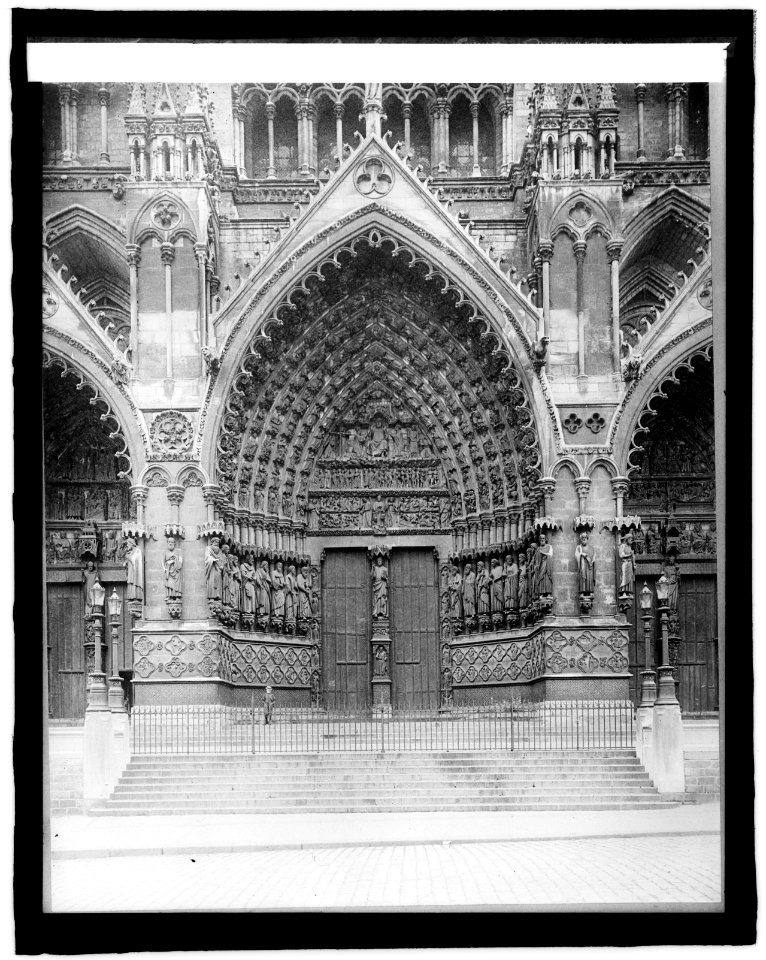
[321,548,440,710]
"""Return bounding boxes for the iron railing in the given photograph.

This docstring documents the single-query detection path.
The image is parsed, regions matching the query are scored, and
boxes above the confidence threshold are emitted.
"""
[130,698,635,755]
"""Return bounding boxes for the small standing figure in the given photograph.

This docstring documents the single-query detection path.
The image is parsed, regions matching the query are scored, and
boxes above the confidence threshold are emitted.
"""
[476,560,491,616]
[490,558,505,615]
[618,533,636,594]
[263,685,275,725]
[371,555,388,619]
[536,534,553,596]
[124,537,144,603]
[575,532,596,595]
[374,644,388,678]
[163,537,183,599]
[462,563,477,619]
[82,559,100,615]
[503,554,519,614]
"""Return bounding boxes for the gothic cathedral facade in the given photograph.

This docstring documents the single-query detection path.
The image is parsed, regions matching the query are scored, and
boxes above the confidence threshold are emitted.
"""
[42,82,716,717]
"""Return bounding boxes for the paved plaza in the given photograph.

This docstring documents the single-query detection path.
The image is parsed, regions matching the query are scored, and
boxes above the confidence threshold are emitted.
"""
[49,805,722,911]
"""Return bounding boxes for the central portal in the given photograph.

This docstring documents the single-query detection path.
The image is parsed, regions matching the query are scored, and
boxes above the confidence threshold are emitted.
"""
[321,546,440,710]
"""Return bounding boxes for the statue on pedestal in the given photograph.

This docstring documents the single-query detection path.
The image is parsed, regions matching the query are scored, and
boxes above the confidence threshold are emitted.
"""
[285,564,297,623]
[490,558,504,615]
[163,537,183,598]
[575,532,595,594]
[297,564,312,619]
[240,553,256,615]
[449,564,463,621]
[371,555,388,619]
[374,644,388,677]
[518,554,529,610]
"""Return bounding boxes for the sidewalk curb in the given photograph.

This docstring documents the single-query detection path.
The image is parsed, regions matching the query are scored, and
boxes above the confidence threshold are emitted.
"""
[51,828,721,861]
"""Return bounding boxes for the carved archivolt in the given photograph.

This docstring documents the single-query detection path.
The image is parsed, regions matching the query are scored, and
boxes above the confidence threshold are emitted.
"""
[625,344,713,477]
[42,349,134,480]
[213,236,543,528]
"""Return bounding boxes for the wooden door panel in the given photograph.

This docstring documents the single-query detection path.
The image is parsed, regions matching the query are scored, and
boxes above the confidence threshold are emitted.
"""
[321,550,370,709]
[47,583,85,719]
[391,549,439,709]
[626,573,718,714]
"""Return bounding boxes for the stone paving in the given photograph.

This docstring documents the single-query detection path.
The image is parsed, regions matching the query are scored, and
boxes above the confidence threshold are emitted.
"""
[51,832,721,911]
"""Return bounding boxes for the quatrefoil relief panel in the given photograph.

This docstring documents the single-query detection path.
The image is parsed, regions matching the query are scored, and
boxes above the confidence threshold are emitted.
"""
[354,156,394,198]
[152,200,181,230]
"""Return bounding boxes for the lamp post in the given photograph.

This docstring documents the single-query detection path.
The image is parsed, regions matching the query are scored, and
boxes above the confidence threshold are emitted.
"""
[86,579,108,712]
[107,589,126,713]
[655,573,679,705]
[638,582,657,706]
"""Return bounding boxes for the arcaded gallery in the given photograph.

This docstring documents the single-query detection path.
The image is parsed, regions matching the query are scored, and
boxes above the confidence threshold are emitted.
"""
[43,82,719,809]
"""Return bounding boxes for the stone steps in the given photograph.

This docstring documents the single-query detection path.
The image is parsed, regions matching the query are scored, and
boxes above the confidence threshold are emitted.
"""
[93,749,676,816]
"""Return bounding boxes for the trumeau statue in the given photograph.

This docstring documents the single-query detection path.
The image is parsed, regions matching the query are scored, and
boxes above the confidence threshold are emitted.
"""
[163,536,183,600]
[371,556,388,619]
[663,552,680,612]
[575,532,596,595]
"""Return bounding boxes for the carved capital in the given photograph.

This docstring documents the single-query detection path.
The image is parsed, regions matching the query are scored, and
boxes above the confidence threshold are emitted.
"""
[573,241,587,263]
[470,100,480,119]
[265,101,276,119]
[58,84,71,106]
[401,101,412,119]
[202,483,221,504]
[537,240,554,263]
[130,484,149,505]
[166,484,185,506]
[574,477,592,497]
[97,87,110,108]
[634,83,647,103]
[333,101,345,119]
[160,242,175,266]
[125,244,141,268]
[610,476,630,500]
[606,240,624,262]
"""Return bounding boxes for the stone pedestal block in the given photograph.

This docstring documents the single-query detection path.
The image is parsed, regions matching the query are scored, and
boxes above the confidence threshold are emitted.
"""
[651,702,686,793]
[109,712,132,786]
[635,704,653,768]
[372,677,392,709]
[82,710,113,800]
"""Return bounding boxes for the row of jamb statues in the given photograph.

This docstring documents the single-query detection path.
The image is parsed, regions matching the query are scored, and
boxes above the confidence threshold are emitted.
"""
[444,530,626,631]
[204,536,319,633]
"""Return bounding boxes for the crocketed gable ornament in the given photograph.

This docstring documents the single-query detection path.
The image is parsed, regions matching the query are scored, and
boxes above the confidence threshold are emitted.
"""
[150,410,194,454]
[354,156,394,198]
